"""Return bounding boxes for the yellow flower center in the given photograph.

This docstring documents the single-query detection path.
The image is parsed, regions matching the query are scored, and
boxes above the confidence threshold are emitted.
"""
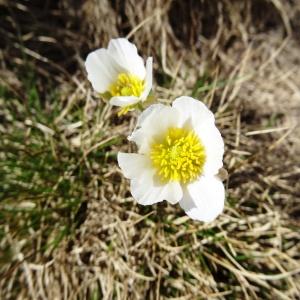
[150,127,206,183]
[109,73,145,97]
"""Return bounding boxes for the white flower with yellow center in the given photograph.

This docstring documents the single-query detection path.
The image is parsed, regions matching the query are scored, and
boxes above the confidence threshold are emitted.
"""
[118,96,225,222]
[85,38,152,111]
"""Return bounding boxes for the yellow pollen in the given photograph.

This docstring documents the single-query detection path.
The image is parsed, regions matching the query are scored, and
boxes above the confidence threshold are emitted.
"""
[109,73,144,97]
[150,127,206,183]
[117,103,139,116]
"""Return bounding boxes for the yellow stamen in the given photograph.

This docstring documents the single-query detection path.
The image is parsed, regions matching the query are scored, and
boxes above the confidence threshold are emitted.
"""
[117,104,138,116]
[109,73,144,97]
[150,127,206,183]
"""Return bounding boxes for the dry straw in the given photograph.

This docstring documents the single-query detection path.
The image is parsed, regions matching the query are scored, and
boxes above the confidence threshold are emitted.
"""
[0,0,299,299]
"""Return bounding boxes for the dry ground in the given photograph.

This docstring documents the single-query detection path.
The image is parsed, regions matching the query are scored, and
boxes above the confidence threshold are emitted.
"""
[0,0,300,299]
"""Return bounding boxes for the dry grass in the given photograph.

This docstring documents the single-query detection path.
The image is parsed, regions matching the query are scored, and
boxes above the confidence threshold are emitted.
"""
[0,0,300,299]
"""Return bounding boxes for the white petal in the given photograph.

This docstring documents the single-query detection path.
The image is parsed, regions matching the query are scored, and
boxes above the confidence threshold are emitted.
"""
[118,152,183,205]
[85,48,121,93]
[172,96,215,128]
[140,57,153,101]
[128,105,179,154]
[131,175,183,205]
[108,38,146,79]
[179,176,225,222]
[110,96,140,107]
[137,105,179,138]
[117,153,150,179]
[196,124,224,176]
[164,181,183,204]
[135,103,166,129]
[173,96,224,176]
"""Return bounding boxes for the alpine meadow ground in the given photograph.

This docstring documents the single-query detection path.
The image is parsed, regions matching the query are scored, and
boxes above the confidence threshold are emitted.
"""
[0,0,300,299]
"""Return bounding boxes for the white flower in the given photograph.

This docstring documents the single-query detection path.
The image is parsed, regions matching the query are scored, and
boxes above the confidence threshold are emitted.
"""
[118,96,225,222]
[85,38,152,109]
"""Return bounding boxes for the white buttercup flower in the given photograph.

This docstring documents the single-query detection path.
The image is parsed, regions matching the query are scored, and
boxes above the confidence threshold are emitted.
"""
[118,96,225,222]
[85,38,152,110]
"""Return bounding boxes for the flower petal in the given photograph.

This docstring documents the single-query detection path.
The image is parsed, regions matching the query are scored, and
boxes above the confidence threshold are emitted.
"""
[108,38,146,79]
[179,176,225,222]
[173,96,224,176]
[131,175,183,205]
[110,96,140,107]
[128,105,179,154]
[140,57,153,101]
[164,181,183,204]
[195,124,224,176]
[85,48,120,93]
[135,103,166,129]
[173,96,215,128]
[117,153,150,179]
[118,152,183,204]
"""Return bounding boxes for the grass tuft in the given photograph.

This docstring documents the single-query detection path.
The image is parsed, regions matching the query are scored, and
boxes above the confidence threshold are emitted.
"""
[1,0,300,299]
